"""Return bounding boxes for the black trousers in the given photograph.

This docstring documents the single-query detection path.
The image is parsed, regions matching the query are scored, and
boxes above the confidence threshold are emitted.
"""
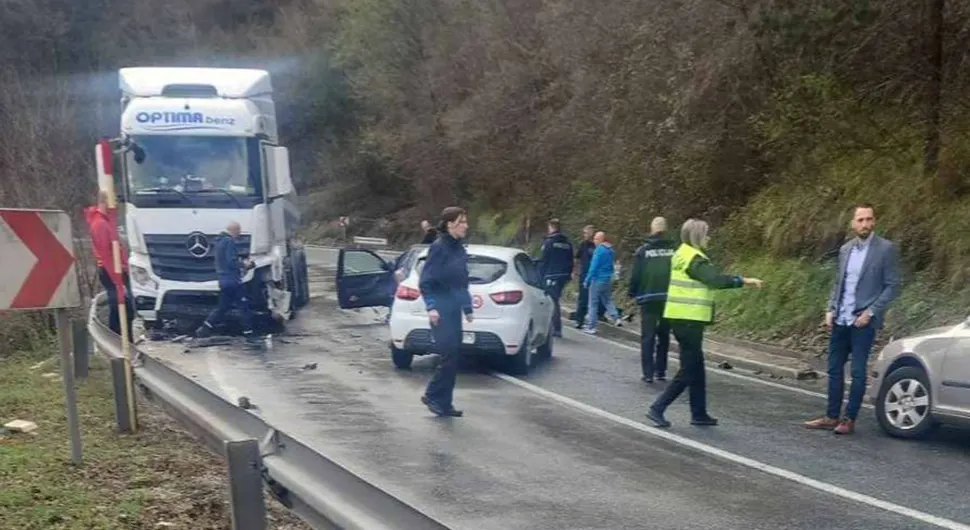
[425,306,462,410]
[545,277,568,334]
[640,310,670,378]
[204,283,254,334]
[650,320,708,418]
[99,267,135,337]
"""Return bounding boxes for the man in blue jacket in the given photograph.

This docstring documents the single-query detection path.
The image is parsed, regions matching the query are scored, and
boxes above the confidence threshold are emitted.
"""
[582,231,622,334]
[538,219,574,337]
[195,221,258,344]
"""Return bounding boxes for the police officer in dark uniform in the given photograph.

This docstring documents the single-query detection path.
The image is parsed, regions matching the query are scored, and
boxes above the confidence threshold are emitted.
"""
[538,219,574,337]
[419,207,473,417]
[628,216,676,382]
[195,221,258,344]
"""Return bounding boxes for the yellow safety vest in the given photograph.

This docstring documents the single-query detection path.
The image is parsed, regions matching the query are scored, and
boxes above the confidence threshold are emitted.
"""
[663,243,715,323]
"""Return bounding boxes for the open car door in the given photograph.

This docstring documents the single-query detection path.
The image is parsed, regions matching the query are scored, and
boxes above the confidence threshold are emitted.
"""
[336,248,395,309]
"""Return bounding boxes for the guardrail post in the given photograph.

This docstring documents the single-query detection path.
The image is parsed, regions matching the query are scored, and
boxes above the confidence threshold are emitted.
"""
[57,310,83,465]
[72,319,89,380]
[225,439,268,530]
[110,357,135,433]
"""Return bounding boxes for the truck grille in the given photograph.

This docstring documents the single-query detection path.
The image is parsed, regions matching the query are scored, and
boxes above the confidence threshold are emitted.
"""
[143,234,251,282]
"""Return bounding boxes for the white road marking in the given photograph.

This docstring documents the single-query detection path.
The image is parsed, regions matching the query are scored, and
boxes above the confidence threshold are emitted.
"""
[493,371,970,530]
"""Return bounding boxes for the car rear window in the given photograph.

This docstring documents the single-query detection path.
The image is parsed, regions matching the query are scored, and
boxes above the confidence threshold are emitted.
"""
[415,255,507,284]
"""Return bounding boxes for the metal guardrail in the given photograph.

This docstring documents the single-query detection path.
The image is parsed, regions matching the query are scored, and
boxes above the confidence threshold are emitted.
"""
[87,292,450,530]
[351,236,389,247]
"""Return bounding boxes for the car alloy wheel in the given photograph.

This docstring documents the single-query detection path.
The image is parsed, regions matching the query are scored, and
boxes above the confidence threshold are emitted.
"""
[875,365,936,439]
[884,378,930,430]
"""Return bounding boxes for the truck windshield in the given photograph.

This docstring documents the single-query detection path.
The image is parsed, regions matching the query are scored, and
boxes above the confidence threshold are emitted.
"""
[125,135,262,208]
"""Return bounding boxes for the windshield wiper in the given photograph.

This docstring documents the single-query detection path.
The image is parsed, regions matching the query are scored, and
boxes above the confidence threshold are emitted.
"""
[139,187,193,204]
[188,188,246,208]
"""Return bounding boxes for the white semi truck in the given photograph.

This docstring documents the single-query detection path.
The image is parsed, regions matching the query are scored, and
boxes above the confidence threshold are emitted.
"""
[98,67,310,333]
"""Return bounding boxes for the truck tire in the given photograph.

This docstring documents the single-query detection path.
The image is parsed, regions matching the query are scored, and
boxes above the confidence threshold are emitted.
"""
[298,249,310,307]
[288,248,310,310]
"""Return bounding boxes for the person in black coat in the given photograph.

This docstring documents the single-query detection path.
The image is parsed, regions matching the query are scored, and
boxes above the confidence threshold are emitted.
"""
[538,218,574,337]
[419,207,473,417]
[627,217,677,382]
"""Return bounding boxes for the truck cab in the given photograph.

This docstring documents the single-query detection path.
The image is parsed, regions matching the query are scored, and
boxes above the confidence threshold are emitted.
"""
[100,67,310,333]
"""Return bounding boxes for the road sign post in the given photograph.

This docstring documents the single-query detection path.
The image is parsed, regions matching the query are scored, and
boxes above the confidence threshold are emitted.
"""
[0,208,83,464]
[96,139,138,432]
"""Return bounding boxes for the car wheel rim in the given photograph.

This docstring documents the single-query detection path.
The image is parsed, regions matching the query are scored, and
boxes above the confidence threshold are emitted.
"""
[885,378,930,430]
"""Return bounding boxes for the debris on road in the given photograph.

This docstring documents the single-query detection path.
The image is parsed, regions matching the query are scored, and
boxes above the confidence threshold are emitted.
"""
[4,419,38,433]
[302,362,318,371]
[191,338,233,349]
[796,369,819,380]
[237,396,257,410]
[170,334,190,343]
[717,361,733,370]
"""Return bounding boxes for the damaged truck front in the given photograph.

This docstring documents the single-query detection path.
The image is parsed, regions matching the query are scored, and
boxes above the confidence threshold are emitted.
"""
[98,67,310,333]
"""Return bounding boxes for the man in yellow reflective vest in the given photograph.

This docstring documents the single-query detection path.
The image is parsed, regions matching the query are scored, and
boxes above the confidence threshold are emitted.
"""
[646,219,764,428]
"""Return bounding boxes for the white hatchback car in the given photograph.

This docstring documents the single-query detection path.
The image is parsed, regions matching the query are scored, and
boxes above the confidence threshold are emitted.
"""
[335,244,556,374]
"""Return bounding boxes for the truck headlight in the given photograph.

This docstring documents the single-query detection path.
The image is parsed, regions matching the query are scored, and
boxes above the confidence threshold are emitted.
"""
[130,265,158,291]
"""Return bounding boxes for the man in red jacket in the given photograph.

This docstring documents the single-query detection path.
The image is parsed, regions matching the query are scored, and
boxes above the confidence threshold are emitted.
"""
[85,191,135,336]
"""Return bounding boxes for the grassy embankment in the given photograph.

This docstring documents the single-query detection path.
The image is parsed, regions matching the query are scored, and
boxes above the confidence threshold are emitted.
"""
[0,331,309,530]
[466,109,970,356]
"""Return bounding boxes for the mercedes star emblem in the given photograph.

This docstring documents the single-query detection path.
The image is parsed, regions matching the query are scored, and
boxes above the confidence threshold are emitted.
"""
[186,232,210,258]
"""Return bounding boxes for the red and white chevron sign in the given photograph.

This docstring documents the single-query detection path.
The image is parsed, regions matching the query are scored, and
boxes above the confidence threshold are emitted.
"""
[0,209,80,310]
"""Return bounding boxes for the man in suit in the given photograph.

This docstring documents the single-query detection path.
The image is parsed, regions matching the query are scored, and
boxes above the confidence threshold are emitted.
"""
[805,203,901,435]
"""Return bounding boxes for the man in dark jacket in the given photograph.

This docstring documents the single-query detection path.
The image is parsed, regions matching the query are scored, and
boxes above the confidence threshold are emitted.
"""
[195,221,257,343]
[538,219,574,337]
[628,217,676,382]
[572,224,605,328]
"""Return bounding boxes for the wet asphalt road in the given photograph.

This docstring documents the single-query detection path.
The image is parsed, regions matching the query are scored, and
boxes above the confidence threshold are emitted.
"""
[139,247,970,530]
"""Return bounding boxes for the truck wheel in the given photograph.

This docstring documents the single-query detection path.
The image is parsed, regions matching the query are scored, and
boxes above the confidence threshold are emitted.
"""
[298,249,310,307]
[289,248,310,309]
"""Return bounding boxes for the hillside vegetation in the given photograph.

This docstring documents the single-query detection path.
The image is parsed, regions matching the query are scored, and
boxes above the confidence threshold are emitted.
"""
[2,0,969,353]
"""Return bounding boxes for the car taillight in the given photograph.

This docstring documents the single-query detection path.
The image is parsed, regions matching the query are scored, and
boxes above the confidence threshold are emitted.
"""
[396,285,421,300]
[490,290,523,304]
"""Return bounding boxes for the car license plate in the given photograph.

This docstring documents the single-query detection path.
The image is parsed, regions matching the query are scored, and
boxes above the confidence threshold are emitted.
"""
[462,332,475,345]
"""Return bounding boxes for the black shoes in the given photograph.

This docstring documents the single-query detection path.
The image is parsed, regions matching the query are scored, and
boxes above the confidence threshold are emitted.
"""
[690,416,719,426]
[421,395,463,417]
[646,408,718,428]
[646,407,671,428]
